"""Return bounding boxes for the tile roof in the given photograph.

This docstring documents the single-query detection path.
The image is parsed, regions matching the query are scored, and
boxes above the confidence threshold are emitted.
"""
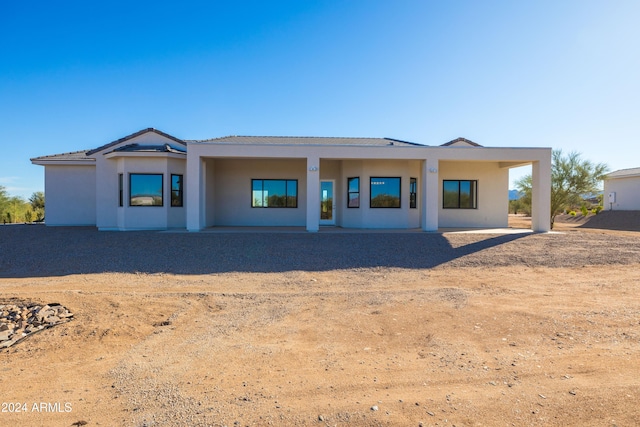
[441,137,482,147]
[30,149,93,162]
[86,128,185,155]
[188,135,424,147]
[605,167,640,179]
[109,143,187,155]
[32,129,427,163]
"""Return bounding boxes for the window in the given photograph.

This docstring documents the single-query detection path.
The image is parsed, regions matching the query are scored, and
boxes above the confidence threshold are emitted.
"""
[370,177,401,208]
[171,174,183,207]
[118,173,123,207]
[347,177,360,208]
[443,180,477,209]
[252,179,298,208]
[130,174,163,206]
[410,177,417,209]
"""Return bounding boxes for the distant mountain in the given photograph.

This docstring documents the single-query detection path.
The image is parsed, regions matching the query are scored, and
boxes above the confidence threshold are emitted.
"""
[509,190,522,200]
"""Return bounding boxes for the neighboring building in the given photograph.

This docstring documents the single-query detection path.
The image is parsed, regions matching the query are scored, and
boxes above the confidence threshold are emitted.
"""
[603,168,640,210]
[31,128,552,232]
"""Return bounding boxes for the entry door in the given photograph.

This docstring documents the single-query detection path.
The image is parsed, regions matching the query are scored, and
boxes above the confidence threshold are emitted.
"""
[320,180,335,225]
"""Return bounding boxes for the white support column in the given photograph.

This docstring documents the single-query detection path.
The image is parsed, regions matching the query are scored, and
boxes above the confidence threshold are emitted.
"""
[186,153,204,232]
[422,158,439,231]
[306,156,320,232]
[531,158,551,232]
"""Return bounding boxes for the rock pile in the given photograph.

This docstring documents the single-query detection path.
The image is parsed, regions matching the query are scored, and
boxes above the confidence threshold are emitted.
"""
[0,303,73,349]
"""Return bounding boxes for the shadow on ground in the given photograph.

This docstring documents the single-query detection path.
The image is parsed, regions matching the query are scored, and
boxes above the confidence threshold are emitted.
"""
[0,225,534,278]
[2,224,640,278]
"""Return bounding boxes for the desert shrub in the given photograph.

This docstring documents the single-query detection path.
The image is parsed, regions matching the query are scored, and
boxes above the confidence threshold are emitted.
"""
[592,205,603,214]
[569,211,577,216]
[580,205,589,216]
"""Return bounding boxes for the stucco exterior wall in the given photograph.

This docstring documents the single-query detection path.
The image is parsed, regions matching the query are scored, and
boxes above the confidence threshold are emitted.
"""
[339,159,422,229]
[167,157,187,228]
[211,159,308,226]
[44,165,96,226]
[35,130,552,232]
[604,176,640,210]
[94,132,186,230]
[437,161,509,228]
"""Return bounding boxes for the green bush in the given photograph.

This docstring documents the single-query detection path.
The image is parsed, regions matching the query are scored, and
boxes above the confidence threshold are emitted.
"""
[569,211,577,216]
[581,205,589,216]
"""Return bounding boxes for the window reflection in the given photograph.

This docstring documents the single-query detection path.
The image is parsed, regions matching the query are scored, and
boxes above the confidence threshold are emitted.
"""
[130,174,163,206]
[443,180,477,209]
[171,174,183,207]
[370,177,401,208]
[348,177,360,208]
[252,179,298,208]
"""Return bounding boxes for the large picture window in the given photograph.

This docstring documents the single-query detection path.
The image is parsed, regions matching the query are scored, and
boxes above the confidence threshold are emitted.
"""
[370,177,401,208]
[443,180,477,209]
[252,179,298,208]
[347,177,360,208]
[130,174,163,206]
[171,174,183,207]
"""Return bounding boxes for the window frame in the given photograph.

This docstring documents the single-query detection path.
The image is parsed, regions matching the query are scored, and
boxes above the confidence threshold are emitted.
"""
[129,173,164,207]
[347,177,360,208]
[171,174,183,207]
[409,177,417,209]
[251,179,298,208]
[442,179,478,209]
[369,177,401,209]
[118,173,123,207]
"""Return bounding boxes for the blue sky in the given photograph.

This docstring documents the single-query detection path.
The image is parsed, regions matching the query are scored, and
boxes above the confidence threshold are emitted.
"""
[2,0,639,199]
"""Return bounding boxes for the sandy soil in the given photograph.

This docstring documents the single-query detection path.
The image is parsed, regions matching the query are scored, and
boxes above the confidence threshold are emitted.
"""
[1,224,639,426]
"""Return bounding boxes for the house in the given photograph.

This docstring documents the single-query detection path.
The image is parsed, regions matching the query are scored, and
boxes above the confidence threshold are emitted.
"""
[31,128,552,232]
[603,168,640,210]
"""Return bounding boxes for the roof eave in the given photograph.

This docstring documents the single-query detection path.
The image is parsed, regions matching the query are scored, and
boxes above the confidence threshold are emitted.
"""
[31,159,95,166]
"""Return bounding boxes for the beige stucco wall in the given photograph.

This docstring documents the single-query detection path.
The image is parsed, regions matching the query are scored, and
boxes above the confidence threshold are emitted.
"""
[438,161,509,228]
[604,176,640,210]
[201,158,424,228]
[44,165,96,226]
[209,158,308,226]
[94,133,186,230]
[36,131,551,232]
[340,159,422,228]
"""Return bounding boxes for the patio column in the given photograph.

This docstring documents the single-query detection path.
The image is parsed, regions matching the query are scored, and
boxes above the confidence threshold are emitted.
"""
[531,157,551,232]
[422,158,439,231]
[186,153,205,232]
[306,155,320,232]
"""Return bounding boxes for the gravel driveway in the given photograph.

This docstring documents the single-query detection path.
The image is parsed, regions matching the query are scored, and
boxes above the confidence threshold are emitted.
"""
[2,225,639,278]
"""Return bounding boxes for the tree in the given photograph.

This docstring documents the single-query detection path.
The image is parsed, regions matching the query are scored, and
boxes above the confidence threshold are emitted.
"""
[0,185,9,222]
[29,191,45,221]
[516,150,608,229]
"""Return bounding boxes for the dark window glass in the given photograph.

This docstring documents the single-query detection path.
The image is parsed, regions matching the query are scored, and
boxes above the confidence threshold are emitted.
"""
[410,177,417,209]
[370,177,401,208]
[347,177,360,208]
[118,173,123,207]
[286,180,297,208]
[251,179,298,208]
[171,174,183,207]
[130,174,163,206]
[443,180,477,209]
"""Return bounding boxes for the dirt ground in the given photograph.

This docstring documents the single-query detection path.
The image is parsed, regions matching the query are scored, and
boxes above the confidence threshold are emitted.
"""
[1,221,639,426]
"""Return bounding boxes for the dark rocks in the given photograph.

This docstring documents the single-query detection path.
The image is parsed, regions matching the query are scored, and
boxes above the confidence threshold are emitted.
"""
[0,303,73,348]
